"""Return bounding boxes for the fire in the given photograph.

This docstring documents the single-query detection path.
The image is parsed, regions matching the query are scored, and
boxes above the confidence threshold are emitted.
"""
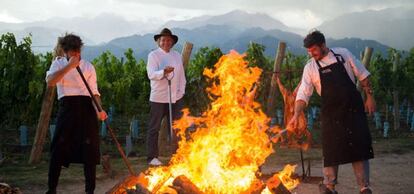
[276,164,300,190]
[122,51,299,193]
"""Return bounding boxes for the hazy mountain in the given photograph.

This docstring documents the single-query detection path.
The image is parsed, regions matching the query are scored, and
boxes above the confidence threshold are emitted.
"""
[163,10,304,34]
[318,7,414,50]
[0,26,65,53]
[82,25,390,61]
[0,13,159,52]
[0,26,97,54]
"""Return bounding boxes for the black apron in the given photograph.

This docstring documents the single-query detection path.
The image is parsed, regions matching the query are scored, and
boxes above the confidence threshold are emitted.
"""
[317,50,374,167]
[50,96,100,167]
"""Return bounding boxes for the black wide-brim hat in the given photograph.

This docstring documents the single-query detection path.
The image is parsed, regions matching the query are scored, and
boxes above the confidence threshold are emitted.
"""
[154,28,178,44]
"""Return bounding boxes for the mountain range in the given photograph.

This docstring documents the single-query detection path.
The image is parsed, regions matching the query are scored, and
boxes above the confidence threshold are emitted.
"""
[82,24,390,61]
[0,9,412,60]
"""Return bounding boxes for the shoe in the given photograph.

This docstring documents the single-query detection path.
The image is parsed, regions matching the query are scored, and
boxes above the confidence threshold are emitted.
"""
[45,190,56,194]
[148,158,163,166]
[319,183,338,194]
[360,187,372,194]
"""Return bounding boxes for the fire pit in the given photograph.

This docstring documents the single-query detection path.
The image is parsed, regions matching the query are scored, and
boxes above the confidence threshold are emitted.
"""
[108,51,301,194]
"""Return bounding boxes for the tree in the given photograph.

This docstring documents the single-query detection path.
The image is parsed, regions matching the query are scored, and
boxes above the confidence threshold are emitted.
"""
[0,33,50,128]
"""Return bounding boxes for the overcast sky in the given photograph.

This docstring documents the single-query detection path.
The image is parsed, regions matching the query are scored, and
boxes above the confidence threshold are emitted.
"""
[1,0,413,29]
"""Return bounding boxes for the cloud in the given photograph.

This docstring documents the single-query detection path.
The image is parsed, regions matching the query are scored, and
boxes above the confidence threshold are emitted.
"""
[0,10,23,23]
[0,0,413,29]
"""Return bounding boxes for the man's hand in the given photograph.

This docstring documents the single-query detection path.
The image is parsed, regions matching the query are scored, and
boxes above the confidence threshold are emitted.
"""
[287,113,300,130]
[364,95,376,116]
[164,66,174,76]
[98,110,108,121]
[288,100,307,130]
[67,55,81,69]
[46,55,80,86]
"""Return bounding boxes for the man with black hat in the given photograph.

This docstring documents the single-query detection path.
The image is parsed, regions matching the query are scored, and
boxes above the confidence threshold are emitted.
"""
[289,30,375,194]
[146,28,186,166]
[45,33,107,194]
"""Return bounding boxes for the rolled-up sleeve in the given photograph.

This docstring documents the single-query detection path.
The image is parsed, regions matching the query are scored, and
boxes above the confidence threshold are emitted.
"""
[296,65,314,105]
[88,64,100,96]
[45,60,62,82]
[345,49,370,81]
[147,53,165,80]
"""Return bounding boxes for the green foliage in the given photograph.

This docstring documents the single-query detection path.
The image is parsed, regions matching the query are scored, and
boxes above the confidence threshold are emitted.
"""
[369,48,414,107]
[93,48,150,119]
[401,48,414,100]
[1,32,413,133]
[0,33,52,127]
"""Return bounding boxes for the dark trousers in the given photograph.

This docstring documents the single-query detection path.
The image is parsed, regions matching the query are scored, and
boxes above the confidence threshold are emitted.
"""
[147,98,184,161]
[47,156,96,194]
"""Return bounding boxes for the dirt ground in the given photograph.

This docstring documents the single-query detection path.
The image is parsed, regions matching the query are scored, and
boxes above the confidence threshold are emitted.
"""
[267,151,414,194]
[16,147,414,194]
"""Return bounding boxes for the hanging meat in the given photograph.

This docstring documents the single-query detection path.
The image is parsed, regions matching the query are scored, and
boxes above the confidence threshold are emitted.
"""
[276,76,311,150]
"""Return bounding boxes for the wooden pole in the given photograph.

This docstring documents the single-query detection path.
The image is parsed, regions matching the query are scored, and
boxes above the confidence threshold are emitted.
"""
[181,42,194,68]
[358,47,373,96]
[361,47,373,68]
[266,42,286,117]
[159,42,193,156]
[393,52,400,130]
[29,86,56,164]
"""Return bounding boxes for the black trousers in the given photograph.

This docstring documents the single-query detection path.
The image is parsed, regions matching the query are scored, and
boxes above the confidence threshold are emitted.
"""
[147,98,184,161]
[47,156,96,193]
[47,96,99,194]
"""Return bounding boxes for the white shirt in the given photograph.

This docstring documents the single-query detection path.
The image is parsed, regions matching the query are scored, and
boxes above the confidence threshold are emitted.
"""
[147,48,186,103]
[296,47,370,104]
[46,57,100,99]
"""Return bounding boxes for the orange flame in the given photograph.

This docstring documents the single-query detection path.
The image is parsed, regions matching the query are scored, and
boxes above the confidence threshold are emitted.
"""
[130,51,299,193]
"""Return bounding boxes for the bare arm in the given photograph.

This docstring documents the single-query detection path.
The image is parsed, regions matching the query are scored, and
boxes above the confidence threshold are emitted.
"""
[93,95,108,121]
[92,95,103,111]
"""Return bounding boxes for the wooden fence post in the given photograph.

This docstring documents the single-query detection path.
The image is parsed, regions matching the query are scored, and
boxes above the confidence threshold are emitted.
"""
[393,52,401,130]
[29,86,56,164]
[266,42,286,117]
[357,47,373,97]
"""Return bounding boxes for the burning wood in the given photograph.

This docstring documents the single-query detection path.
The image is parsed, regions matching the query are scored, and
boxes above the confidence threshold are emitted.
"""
[243,179,266,194]
[106,173,148,194]
[0,183,21,194]
[171,175,204,194]
[126,184,150,194]
[264,176,291,194]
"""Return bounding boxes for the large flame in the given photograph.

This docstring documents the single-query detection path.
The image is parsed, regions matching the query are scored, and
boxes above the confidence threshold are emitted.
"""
[128,51,299,193]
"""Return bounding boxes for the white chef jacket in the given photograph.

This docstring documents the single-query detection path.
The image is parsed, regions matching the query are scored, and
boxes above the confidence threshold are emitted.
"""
[46,57,100,100]
[296,47,370,104]
[147,48,186,103]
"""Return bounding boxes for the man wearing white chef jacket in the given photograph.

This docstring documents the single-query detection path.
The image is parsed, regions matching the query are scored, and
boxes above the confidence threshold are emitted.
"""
[146,28,186,166]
